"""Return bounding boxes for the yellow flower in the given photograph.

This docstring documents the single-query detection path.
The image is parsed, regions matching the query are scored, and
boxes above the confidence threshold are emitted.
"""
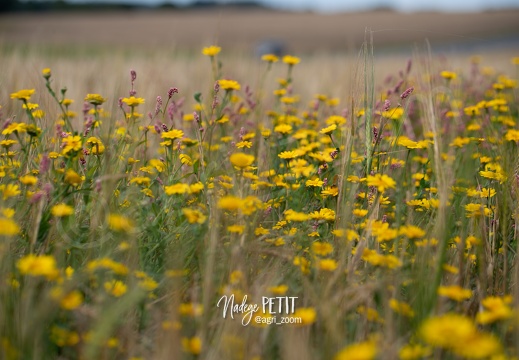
[106,338,119,348]
[19,175,38,186]
[62,135,83,155]
[318,258,338,271]
[366,174,396,193]
[1,184,21,200]
[464,105,480,116]
[465,203,492,218]
[42,68,51,79]
[440,71,457,80]
[202,45,221,56]
[327,98,340,106]
[389,298,415,317]
[179,154,193,166]
[86,137,105,155]
[178,302,203,317]
[87,258,128,275]
[282,55,301,65]
[278,150,300,159]
[274,124,293,134]
[183,113,195,122]
[420,313,475,348]
[321,187,339,197]
[227,224,245,234]
[423,315,501,358]
[326,115,346,125]
[382,107,405,120]
[165,183,190,195]
[17,254,59,279]
[262,54,279,63]
[2,122,26,135]
[130,177,151,187]
[319,124,337,135]
[399,225,425,239]
[147,159,165,173]
[189,182,204,194]
[334,340,377,360]
[182,336,202,355]
[182,208,207,224]
[505,129,519,142]
[122,96,145,107]
[84,93,106,105]
[274,88,287,96]
[397,137,428,149]
[352,209,368,217]
[292,307,316,325]
[362,249,402,269]
[10,89,35,100]
[305,178,324,187]
[0,139,17,148]
[32,109,45,119]
[0,218,20,236]
[309,208,336,221]
[268,284,288,295]
[2,208,15,219]
[218,79,241,91]
[104,280,127,297]
[218,196,242,211]
[479,163,506,183]
[449,136,471,147]
[399,344,432,360]
[284,209,310,222]
[51,203,74,217]
[59,290,84,310]
[64,169,83,186]
[311,241,333,256]
[230,152,254,169]
[438,285,472,302]
[236,140,252,149]
[280,96,299,104]
[108,214,134,233]
[161,129,184,141]
[371,222,398,242]
[137,276,158,292]
[476,296,514,324]
[255,226,270,236]
[23,102,39,110]
[453,333,502,359]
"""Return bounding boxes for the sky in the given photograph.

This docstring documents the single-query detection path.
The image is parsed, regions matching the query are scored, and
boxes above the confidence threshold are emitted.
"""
[64,0,519,12]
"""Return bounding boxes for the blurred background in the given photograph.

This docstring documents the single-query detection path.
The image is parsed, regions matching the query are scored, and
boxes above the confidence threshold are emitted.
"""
[1,0,518,113]
[1,0,519,55]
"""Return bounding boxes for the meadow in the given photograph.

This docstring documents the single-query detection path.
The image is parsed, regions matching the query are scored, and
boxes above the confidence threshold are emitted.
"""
[1,11,519,359]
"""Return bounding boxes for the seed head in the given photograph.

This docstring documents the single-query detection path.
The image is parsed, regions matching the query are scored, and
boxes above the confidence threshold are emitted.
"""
[383,99,391,111]
[168,87,179,99]
[39,154,51,174]
[155,96,163,115]
[400,87,414,100]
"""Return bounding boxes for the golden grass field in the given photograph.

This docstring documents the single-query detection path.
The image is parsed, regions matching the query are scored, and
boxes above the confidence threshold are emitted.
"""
[1,8,519,53]
[1,7,519,360]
